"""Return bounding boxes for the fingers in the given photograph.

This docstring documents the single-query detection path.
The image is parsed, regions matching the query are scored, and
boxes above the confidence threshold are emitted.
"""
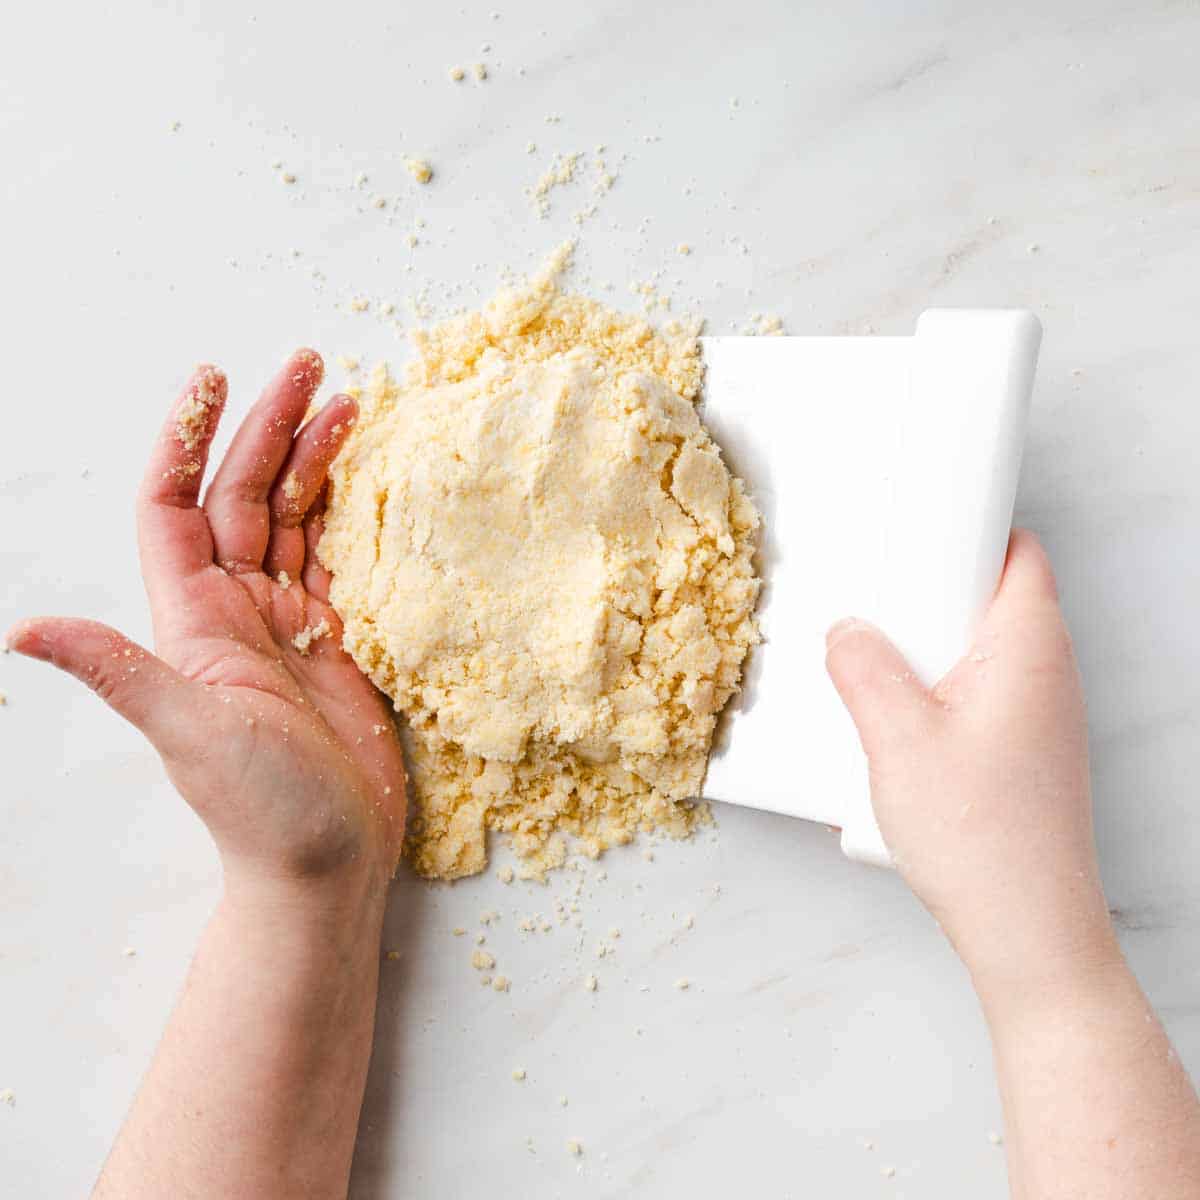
[989,528,1061,612]
[136,365,228,610]
[975,529,1071,658]
[301,495,334,602]
[203,349,324,575]
[5,617,205,763]
[263,394,357,582]
[825,618,932,761]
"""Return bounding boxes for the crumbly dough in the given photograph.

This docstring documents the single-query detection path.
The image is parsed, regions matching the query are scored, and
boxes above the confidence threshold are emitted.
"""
[320,244,760,880]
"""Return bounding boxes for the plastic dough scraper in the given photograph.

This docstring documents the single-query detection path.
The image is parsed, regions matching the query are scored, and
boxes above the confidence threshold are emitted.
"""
[699,310,1042,866]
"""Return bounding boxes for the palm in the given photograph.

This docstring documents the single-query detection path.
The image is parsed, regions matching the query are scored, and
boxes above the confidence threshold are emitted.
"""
[12,352,406,879]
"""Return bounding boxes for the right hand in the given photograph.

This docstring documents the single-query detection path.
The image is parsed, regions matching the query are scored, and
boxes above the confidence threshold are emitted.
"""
[825,531,1118,997]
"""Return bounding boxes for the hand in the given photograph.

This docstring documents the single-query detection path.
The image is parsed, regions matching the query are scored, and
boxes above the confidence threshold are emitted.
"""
[6,351,406,896]
[825,531,1117,997]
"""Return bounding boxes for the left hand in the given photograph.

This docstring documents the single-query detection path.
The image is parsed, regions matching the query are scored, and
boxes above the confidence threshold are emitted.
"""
[7,350,406,893]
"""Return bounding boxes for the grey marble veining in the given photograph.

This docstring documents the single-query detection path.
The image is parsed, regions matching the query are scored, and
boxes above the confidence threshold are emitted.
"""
[3,2,1199,1196]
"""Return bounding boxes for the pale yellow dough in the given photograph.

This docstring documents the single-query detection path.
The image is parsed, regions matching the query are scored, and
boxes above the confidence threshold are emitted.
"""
[320,245,760,880]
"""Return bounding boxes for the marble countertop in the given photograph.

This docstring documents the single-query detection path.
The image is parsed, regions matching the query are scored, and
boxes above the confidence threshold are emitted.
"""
[3,1,1199,1195]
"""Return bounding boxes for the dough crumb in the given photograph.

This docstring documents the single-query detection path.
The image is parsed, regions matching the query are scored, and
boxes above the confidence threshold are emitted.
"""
[881,1165,896,1178]
[277,571,292,590]
[497,865,515,884]
[452,926,467,936]
[566,1138,583,1156]
[529,152,580,217]
[583,973,598,991]
[448,65,465,82]
[291,619,331,656]
[492,974,511,992]
[0,1089,14,1107]
[320,244,760,882]
[674,977,691,990]
[406,157,434,184]
[988,1130,1004,1146]
[472,62,487,80]
[0,690,7,706]
[471,949,496,970]
[385,949,401,961]
[512,1067,526,1081]
[175,368,222,451]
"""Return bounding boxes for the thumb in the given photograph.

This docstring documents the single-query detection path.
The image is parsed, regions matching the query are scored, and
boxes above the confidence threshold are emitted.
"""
[6,617,202,762]
[824,618,932,762]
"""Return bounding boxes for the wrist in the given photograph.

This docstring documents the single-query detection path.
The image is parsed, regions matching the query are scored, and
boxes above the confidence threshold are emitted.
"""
[968,921,1127,1031]
[219,855,390,942]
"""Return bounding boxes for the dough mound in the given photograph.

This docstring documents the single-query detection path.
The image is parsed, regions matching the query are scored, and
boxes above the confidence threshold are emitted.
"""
[320,246,760,879]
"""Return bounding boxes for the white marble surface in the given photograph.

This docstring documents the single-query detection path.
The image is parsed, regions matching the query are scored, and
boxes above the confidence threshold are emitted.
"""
[3,1,1199,1195]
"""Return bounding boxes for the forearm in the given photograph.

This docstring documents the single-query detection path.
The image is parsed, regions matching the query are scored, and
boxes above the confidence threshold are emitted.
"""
[94,867,388,1200]
[977,944,1200,1200]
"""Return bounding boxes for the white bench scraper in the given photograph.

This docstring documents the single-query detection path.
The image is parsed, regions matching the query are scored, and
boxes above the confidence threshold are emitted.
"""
[699,310,1042,866]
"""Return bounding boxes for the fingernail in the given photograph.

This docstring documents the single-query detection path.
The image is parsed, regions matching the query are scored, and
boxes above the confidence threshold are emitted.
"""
[826,617,871,649]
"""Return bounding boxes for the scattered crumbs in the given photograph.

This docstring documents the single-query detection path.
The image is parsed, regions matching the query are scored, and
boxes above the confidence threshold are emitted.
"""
[492,975,511,992]
[280,171,297,185]
[282,471,302,502]
[372,723,387,735]
[480,909,499,925]
[405,157,434,184]
[121,947,137,958]
[471,949,496,970]
[744,313,785,336]
[385,949,401,961]
[558,1095,568,1107]
[677,243,692,255]
[406,233,419,248]
[988,1131,1004,1146]
[277,571,292,590]
[608,927,621,940]
[512,1067,526,1081]
[544,113,561,124]
[480,975,492,987]
[497,865,515,884]
[0,1089,13,1107]
[584,973,598,992]
[881,1166,896,1179]
[452,926,467,936]
[526,140,537,154]
[349,297,370,313]
[448,65,466,82]
[566,1138,583,1157]
[380,301,396,316]
[372,195,388,210]
[642,848,655,862]
[291,619,331,656]
[674,977,691,990]
[472,62,488,81]
[529,152,580,217]
[476,932,486,945]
